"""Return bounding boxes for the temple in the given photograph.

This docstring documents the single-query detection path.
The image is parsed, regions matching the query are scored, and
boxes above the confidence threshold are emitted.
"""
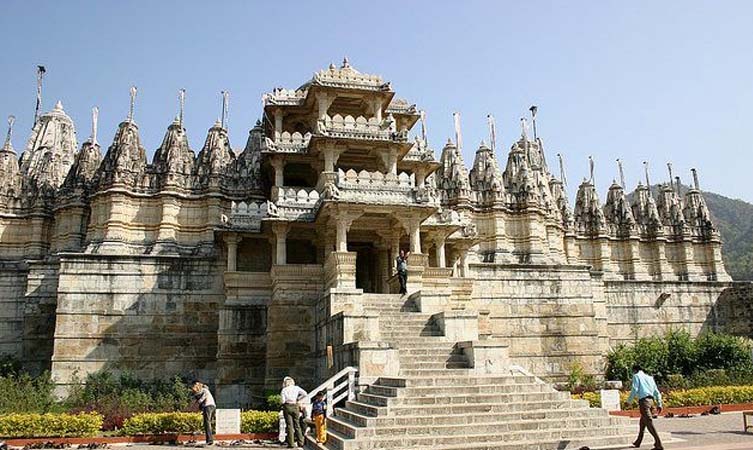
[0,59,750,447]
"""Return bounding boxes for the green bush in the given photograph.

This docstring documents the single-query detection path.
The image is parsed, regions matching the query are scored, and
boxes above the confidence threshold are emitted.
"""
[0,412,103,438]
[264,390,282,411]
[574,385,753,409]
[121,411,278,435]
[0,372,59,414]
[241,411,278,433]
[606,331,753,386]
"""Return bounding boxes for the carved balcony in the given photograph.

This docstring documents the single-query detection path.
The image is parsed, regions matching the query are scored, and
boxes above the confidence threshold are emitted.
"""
[333,168,421,206]
[262,88,307,106]
[272,186,322,221]
[263,131,312,154]
[316,114,408,143]
[224,200,270,232]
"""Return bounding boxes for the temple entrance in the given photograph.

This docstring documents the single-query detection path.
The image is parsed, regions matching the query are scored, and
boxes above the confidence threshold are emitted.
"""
[351,242,379,293]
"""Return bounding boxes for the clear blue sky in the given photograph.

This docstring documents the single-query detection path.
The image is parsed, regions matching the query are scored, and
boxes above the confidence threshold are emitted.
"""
[1,1,752,201]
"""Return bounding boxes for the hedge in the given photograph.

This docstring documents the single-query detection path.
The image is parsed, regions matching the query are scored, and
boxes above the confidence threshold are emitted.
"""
[121,411,278,435]
[0,412,103,438]
[572,385,753,409]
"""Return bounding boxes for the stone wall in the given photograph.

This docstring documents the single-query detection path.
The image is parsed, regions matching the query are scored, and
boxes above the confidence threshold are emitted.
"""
[23,261,59,375]
[51,254,223,391]
[469,263,609,381]
[0,262,28,358]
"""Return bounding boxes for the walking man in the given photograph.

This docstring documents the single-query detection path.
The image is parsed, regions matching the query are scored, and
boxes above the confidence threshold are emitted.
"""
[281,376,307,448]
[627,364,664,450]
[191,381,216,446]
[396,249,410,296]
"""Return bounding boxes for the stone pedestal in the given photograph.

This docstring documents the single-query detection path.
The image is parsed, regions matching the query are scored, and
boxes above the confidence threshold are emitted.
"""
[340,341,399,386]
[434,310,479,341]
[458,340,510,375]
[325,251,357,290]
[406,253,427,294]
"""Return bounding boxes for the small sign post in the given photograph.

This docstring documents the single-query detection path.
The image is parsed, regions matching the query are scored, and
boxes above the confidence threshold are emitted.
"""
[216,408,241,435]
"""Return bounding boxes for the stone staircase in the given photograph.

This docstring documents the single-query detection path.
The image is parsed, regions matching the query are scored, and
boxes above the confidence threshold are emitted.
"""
[307,293,640,450]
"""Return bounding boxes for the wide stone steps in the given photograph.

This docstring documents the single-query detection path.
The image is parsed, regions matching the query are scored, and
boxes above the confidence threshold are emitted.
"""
[356,390,572,408]
[320,424,634,450]
[327,414,625,439]
[398,360,468,370]
[376,374,540,387]
[365,382,552,397]
[342,398,591,418]
[334,405,611,428]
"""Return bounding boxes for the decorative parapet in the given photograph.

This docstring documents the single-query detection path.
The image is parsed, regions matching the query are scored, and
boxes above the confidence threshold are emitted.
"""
[263,131,312,154]
[316,114,408,142]
[386,98,418,115]
[224,200,271,231]
[311,59,391,92]
[262,88,307,106]
[273,186,322,221]
[335,169,420,205]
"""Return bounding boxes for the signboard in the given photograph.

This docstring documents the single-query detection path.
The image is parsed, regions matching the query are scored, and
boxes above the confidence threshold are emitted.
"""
[600,389,621,411]
[216,408,241,435]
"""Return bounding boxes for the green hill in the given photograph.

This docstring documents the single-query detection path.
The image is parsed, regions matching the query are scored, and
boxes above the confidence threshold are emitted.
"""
[626,186,753,281]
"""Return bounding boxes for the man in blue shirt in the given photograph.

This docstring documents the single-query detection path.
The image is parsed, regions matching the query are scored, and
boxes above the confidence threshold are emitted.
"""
[626,364,664,450]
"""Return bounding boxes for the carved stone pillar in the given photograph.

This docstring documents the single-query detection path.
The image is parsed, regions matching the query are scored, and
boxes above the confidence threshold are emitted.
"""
[272,223,289,265]
[273,108,283,141]
[434,236,446,268]
[408,220,422,254]
[317,92,335,120]
[270,158,284,187]
[224,234,240,271]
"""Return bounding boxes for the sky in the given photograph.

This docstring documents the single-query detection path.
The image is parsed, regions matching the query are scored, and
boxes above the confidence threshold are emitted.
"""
[1,1,752,201]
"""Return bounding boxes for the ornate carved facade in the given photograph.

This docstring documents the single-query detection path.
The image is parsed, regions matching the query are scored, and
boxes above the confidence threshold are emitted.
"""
[0,60,743,406]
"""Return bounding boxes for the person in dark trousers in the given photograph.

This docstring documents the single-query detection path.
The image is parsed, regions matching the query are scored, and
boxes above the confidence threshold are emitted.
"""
[191,381,216,446]
[396,249,410,295]
[627,364,664,450]
[280,376,307,448]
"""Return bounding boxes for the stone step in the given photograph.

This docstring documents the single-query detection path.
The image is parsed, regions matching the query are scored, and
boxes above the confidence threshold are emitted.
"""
[328,414,623,439]
[398,361,467,370]
[385,340,456,348]
[365,382,553,398]
[399,368,481,376]
[356,390,571,407]
[322,424,634,450]
[334,405,612,428]
[343,398,590,418]
[376,374,538,388]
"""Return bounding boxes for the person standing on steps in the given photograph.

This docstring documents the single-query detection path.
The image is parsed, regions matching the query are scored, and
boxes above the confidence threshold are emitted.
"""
[627,364,664,450]
[396,249,410,296]
[191,381,216,447]
[281,376,307,448]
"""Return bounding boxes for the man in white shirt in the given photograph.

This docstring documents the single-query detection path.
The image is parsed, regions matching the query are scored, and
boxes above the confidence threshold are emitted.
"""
[281,376,307,448]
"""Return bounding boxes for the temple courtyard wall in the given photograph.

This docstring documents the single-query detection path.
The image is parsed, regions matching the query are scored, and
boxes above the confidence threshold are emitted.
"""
[0,255,752,402]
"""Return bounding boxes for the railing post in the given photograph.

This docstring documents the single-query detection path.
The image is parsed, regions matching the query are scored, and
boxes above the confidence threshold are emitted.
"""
[326,382,334,417]
[347,369,356,402]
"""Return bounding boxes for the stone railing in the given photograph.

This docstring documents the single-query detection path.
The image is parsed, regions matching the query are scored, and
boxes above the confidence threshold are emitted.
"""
[273,186,322,221]
[313,66,389,91]
[263,131,312,153]
[316,114,408,142]
[301,366,358,418]
[386,99,418,115]
[334,169,420,205]
[225,201,270,232]
[262,88,307,106]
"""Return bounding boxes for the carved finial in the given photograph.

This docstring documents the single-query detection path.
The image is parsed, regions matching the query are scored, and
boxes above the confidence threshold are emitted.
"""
[520,117,528,140]
[487,114,496,153]
[329,62,336,70]
[90,107,99,145]
[588,155,595,185]
[220,90,230,131]
[691,168,700,191]
[419,110,428,144]
[34,65,46,126]
[557,153,567,187]
[342,57,350,68]
[675,176,682,196]
[642,161,651,190]
[529,105,538,140]
[453,112,462,151]
[178,88,186,129]
[4,115,15,150]
[128,86,138,123]
[54,100,64,111]
[667,162,674,191]
[617,158,626,188]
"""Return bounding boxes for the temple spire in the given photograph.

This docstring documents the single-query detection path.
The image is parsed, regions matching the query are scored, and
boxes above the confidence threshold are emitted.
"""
[529,105,538,140]
[33,65,46,126]
[487,114,496,153]
[90,107,99,145]
[128,86,137,123]
[691,168,700,190]
[221,90,230,131]
[557,153,567,187]
[520,117,528,140]
[178,88,186,129]
[420,110,427,144]
[617,158,626,188]
[667,162,674,191]
[643,161,651,188]
[453,112,462,151]
[3,115,15,150]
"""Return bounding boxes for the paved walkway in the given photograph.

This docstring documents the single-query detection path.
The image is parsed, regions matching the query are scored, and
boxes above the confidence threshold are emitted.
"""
[55,414,753,450]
